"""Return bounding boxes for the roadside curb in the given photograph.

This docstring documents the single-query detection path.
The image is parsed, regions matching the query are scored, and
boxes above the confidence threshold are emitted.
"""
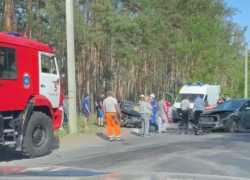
[55,124,179,151]
[55,127,132,150]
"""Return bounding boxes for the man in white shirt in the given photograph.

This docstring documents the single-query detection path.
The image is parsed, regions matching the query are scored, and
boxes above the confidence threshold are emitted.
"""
[180,96,190,129]
[139,96,152,137]
[193,95,205,125]
[103,91,122,141]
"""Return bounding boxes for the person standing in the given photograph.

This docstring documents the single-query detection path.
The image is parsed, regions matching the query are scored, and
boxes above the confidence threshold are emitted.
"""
[164,99,171,124]
[63,94,69,124]
[95,92,105,127]
[150,94,157,125]
[139,96,152,137]
[193,95,205,125]
[103,91,122,141]
[217,94,225,105]
[82,94,90,130]
[157,95,168,134]
[180,96,190,129]
[139,94,145,105]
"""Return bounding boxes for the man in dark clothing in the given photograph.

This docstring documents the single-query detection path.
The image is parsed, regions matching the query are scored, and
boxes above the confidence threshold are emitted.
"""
[95,92,105,127]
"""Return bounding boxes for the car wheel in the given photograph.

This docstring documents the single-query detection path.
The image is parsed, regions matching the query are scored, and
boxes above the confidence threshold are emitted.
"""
[225,119,237,133]
[22,111,53,157]
[149,125,156,132]
[237,120,249,133]
[173,119,180,123]
[120,119,126,127]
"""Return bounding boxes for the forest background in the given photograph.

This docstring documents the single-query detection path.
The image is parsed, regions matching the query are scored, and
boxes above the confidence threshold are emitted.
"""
[0,0,248,113]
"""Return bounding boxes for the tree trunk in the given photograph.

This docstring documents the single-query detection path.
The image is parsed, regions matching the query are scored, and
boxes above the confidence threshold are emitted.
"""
[4,0,13,31]
[90,60,94,113]
[12,0,17,30]
[26,0,32,37]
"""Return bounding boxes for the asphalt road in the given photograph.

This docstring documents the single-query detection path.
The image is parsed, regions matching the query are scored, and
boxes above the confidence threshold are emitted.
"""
[1,130,250,179]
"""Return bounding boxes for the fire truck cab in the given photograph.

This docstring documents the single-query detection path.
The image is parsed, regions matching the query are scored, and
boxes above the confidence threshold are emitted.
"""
[0,33,63,157]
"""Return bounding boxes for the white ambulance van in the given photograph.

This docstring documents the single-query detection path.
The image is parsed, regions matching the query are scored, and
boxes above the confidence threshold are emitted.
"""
[164,83,220,122]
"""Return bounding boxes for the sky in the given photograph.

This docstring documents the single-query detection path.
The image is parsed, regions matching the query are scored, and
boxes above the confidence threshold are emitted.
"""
[224,0,250,43]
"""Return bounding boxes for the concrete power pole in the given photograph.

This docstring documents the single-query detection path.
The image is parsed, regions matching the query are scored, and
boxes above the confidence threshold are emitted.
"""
[244,44,248,98]
[66,0,77,134]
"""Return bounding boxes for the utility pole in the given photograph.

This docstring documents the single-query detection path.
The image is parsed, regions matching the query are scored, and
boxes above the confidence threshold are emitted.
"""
[66,0,77,133]
[244,44,248,98]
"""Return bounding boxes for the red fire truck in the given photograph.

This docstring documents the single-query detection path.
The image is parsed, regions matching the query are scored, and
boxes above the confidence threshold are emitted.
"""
[0,33,63,157]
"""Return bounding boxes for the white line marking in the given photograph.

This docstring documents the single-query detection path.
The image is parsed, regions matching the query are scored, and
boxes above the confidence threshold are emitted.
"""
[50,167,67,171]
[89,144,106,147]
[21,167,51,172]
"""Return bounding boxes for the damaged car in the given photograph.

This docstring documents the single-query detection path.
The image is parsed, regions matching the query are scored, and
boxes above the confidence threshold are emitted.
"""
[198,99,250,132]
[119,101,141,127]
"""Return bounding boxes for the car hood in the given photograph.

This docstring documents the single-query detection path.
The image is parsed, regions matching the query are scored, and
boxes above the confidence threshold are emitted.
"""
[0,166,248,180]
[202,109,235,115]
[121,109,140,116]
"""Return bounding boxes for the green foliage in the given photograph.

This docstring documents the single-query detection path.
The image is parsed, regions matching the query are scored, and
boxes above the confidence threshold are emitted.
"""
[0,0,247,100]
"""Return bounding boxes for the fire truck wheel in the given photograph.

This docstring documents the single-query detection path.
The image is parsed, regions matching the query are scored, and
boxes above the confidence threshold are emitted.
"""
[22,111,53,157]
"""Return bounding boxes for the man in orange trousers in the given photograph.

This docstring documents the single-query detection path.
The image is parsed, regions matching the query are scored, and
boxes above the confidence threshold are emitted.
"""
[103,91,122,141]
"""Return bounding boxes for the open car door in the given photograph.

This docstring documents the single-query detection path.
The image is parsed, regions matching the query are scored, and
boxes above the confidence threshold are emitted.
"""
[163,92,176,105]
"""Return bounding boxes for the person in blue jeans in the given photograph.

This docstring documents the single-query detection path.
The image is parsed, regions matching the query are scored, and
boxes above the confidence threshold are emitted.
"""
[95,92,105,127]
[157,95,168,134]
[150,93,158,126]
[82,94,90,130]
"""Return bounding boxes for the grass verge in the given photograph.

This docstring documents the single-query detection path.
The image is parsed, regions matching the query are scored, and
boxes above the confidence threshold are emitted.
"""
[54,114,101,138]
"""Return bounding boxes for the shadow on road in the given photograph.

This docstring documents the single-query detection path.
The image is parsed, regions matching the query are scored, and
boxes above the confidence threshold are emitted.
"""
[96,132,110,141]
[0,136,60,162]
[0,146,26,162]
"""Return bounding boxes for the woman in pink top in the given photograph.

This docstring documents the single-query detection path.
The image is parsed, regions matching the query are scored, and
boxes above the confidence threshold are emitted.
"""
[164,100,171,124]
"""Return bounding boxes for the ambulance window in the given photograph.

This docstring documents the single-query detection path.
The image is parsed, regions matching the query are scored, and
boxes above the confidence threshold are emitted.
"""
[0,46,17,80]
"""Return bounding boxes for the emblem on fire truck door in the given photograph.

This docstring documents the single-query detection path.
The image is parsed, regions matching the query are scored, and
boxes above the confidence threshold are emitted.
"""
[54,83,57,92]
[23,73,30,89]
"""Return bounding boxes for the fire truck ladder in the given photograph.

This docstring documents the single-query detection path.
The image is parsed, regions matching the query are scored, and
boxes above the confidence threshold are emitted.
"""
[0,115,17,146]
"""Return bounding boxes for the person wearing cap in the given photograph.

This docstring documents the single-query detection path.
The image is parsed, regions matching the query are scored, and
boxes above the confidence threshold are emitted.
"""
[139,94,145,105]
[150,94,158,125]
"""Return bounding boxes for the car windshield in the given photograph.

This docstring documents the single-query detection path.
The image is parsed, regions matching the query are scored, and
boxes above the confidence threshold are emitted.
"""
[176,94,204,103]
[214,99,247,110]
[120,101,139,112]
